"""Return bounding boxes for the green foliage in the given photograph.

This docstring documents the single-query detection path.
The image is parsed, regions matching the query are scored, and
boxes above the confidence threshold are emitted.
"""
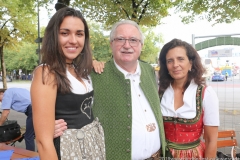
[89,21,112,61]
[59,0,240,26]
[40,26,46,38]
[174,0,240,24]
[73,0,172,27]
[140,27,163,63]
[4,42,38,73]
[0,0,38,48]
[0,0,40,86]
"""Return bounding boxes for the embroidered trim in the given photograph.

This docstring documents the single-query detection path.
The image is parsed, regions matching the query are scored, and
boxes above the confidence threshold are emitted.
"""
[160,85,204,124]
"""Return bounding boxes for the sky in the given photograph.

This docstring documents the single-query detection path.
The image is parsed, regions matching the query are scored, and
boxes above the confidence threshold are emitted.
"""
[156,13,240,45]
[154,12,240,66]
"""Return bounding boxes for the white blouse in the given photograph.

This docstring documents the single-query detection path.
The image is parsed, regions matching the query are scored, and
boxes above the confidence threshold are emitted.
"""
[66,70,93,94]
[161,81,220,126]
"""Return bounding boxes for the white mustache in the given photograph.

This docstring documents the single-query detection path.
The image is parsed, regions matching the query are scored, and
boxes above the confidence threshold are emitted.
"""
[120,48,134,53]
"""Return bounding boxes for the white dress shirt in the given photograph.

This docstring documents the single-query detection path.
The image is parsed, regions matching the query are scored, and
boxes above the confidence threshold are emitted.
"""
[114,61,160,160]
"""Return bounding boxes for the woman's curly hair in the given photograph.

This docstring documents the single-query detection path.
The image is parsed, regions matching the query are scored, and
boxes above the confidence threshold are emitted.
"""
[158,39,206,94]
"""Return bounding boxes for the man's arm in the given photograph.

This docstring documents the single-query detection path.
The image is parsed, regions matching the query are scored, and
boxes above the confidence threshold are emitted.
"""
[54,119,67,138]
[0,109,10,125]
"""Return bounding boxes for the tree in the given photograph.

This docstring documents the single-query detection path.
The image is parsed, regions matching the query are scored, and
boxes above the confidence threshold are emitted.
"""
[0,0,38,88]
[140,27,163,63]
[72,0,172,27]
[174,0,240,24]
[89,22,112,62]
[4,42,39,75]
[56,0,240,26]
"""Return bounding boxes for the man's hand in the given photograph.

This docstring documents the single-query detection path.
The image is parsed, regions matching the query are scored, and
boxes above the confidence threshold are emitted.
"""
[54,119,67,138]
[92,60,105,74]
[0,109,10,126]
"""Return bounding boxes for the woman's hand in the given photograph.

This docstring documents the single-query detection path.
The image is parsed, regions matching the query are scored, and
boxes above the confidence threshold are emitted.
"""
[92,60,105,74]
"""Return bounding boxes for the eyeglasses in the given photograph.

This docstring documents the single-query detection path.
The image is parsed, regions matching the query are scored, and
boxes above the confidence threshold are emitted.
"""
[113,37,141,47]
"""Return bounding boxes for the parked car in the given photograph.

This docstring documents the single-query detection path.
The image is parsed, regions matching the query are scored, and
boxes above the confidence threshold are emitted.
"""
[0,75,12,82]
[212,73,225,81]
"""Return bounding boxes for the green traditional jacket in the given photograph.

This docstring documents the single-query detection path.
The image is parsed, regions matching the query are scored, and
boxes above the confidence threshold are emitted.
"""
[91,59,166,159]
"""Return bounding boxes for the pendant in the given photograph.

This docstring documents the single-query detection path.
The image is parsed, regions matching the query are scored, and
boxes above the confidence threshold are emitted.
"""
[70,64,75,69]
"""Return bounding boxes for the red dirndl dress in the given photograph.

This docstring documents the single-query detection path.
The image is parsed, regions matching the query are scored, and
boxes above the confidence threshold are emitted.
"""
[163,85,205,159]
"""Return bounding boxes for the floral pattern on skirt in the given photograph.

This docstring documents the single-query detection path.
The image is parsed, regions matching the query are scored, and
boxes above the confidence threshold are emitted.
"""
[60,119,105,160]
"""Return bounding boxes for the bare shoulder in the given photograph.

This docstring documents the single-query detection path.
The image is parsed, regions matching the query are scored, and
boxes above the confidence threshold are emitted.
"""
[31,65,57,102]
[32,65,56,86]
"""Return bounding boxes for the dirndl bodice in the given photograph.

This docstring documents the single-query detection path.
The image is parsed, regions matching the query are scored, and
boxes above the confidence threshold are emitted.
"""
[161,85,206,159]
[53,91,105,160]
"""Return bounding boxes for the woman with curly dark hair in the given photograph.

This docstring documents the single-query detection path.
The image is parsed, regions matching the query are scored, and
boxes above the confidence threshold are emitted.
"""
[158,39,219,159]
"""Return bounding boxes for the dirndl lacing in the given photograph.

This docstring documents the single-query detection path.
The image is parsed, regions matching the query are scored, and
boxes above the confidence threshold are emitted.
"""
[60,118,105,160]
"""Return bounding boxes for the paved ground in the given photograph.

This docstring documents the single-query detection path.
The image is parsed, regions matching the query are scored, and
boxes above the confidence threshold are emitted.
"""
[1,79,240,155]
[0,81,35,150]
[7,108,240,153]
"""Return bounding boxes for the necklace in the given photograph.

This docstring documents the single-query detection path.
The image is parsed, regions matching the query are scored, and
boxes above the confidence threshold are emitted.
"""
[172,83,185,95]
[66,62,75,69]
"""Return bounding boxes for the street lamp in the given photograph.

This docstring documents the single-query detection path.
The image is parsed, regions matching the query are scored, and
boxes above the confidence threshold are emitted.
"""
[37,1,41,64]
[35,0,42,64]
[35,1,68,64]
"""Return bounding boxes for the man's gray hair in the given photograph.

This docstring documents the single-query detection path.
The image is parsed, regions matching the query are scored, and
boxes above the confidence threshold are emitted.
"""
[109,20,144,45]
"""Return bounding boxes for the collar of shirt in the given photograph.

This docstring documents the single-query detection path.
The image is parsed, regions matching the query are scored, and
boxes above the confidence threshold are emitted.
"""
[113,60,141,79]
[162,79,198,118]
